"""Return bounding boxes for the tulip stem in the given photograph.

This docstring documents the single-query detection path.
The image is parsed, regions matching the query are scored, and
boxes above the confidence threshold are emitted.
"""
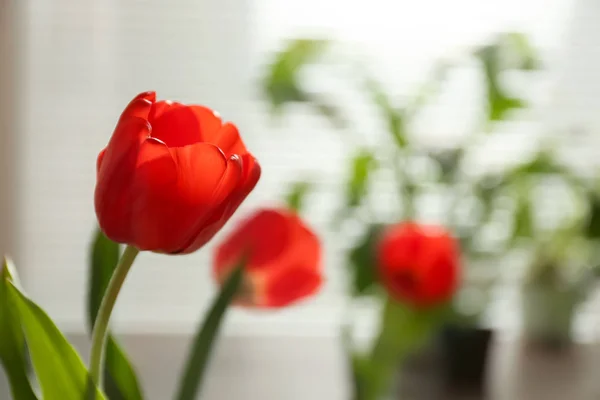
[89,245,139,389]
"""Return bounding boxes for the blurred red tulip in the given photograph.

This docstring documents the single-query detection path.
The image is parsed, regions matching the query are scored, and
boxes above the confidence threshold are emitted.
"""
[95,91,261,254]
[377,222,460,307]
[213,208,322,308]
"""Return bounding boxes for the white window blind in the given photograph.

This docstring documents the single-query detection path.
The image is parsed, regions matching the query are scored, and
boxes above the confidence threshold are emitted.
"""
[9,0,600,338]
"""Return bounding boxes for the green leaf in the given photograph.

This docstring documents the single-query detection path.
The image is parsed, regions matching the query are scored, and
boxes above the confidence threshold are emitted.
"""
[489,92,525,122]
[284,180,314,213]
[334,149,379,227]
[475,44,527,123]
[261,38,345,125]
[347,149,378,209]
[3,274,105,400]
[514,150,561,176]
[347,224,384,296]
[364,77,407,148]
[174,262,245,400]
[0,258,38,400]
[88,228,144,400]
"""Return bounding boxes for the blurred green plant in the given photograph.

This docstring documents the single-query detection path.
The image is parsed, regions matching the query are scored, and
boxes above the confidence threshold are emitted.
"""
[261,38,346,129]
[284,180,314,213]
[266,32,545,317]
[265,31,599,396]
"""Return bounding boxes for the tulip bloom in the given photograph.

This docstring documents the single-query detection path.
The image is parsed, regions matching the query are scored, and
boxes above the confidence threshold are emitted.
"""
[213,208,322,308]
[95,91,261,254]
[377,222,460,307]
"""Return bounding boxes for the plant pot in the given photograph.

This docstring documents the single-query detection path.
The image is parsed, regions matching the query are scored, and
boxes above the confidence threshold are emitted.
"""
[521,285,578,349]
[397,325,493,399]
[437,325,493,398]
[397,340,441,399]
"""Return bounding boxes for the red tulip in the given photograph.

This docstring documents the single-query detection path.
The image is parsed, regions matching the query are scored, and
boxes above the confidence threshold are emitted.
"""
[213,208,322,308]
[95,91,261,254]
[377,222,460,307]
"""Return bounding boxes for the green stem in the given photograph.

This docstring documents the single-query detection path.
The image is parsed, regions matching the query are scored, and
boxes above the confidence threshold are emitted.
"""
[361,298,430,400]
[391,152,415,220]
[89,245,139,388]
[364,299,405,400]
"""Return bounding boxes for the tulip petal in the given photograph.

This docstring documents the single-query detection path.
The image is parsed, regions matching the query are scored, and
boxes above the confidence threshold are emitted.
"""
[149,100,185,122]
[180,154,260,254]
[170,143,234,204]
[119,91,155,122]
[263,266,322,308]
[238,154,261,193]
[135,137,178,188]
[96,148,106,174]
[95,117,152,244]
[376,222,460,307]
[213,123,248,157]
[127,138,182,251]
[150,106,203,147]
[214,209,291,272]
[129,143,239,253]
[187,105,224,142]
[192,114,248,157]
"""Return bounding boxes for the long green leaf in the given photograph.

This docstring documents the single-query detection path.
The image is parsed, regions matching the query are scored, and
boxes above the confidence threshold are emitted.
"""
[0,258,38,399]
[88,228,144,400]
[175,263,244,400]
[3,278,105,400]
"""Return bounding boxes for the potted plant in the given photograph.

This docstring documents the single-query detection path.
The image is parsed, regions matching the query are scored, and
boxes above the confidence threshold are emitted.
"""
[260,32,541,398]
[519,188,600,349]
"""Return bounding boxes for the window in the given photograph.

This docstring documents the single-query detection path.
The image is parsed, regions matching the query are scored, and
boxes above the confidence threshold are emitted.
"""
[8,0,596,340]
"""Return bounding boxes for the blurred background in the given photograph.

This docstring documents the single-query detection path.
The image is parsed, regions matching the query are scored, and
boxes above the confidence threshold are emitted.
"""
[2,0,600,399]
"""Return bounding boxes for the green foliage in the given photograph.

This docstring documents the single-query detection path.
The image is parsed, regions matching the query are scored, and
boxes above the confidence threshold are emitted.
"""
[2,261,105,400]
[284,180,314,213]
[0,258,37,400]
[261,38,345,128]
[511,149,563,176]
[89,228,144,400]
[474,32,539,124]
[175,263,245,400]
[334,149,379,227]
[427,148,464,184]
[512,185,534,240]
[346,149,378,209]
[475,44,525,123]
[347,224,384,296]
[364,77,407,149]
